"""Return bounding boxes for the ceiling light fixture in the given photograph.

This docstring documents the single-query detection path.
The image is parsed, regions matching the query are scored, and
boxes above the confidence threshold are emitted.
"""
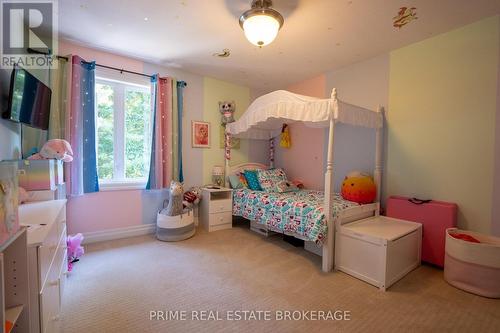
[239,0,284,47]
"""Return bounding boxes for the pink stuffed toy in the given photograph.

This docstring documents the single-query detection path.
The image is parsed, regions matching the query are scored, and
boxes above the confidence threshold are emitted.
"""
[67,233,84,271]
[18,187,29,204]
[28,139,74,162]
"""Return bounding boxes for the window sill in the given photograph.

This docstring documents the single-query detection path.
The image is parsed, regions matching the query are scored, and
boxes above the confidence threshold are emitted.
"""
[99,181,147,192]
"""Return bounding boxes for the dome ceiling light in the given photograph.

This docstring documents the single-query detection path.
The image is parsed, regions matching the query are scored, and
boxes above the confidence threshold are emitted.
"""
[239,0,284,47]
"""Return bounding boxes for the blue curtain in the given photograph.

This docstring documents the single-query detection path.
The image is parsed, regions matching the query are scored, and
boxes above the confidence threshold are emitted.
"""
[80,61,99,193]
[68,56,98,195]
[146,75,158,190]
[177,81,187,183]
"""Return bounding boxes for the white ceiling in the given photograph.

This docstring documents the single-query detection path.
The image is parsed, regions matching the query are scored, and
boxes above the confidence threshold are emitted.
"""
[59,0,500,90]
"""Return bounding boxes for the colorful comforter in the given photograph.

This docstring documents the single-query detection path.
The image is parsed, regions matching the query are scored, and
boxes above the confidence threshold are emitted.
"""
[232,189,358,244]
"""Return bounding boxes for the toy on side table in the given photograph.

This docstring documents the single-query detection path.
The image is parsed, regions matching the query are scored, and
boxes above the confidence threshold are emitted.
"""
[67,233,84,271]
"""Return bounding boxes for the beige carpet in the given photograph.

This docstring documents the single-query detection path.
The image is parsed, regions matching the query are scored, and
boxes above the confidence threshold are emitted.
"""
[61,223,500,333]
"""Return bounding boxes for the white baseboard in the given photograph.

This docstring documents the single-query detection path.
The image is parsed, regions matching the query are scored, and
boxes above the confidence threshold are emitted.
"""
[82,224,156,244]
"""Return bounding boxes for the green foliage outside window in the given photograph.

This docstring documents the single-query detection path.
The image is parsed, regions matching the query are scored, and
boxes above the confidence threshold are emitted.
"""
[96,81,151,182]
[96,83,114,180]
[125,90,151,179]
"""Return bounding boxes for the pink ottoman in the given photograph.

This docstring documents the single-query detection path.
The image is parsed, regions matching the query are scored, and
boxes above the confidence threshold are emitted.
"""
[444,228,500,298]
[386,196,457,267]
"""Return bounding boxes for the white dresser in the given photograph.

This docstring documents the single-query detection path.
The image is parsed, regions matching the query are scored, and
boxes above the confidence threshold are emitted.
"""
[199,187,233,232]
[19,200,67,333]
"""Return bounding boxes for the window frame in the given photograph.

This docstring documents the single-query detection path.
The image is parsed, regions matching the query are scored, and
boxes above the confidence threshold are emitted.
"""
[95,75,152,191]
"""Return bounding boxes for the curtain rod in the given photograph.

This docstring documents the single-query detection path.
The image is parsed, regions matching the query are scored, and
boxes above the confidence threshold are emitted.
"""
[27,48,180,82]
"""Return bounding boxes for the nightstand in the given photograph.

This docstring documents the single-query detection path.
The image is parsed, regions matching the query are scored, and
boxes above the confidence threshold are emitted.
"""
[199,187,233,232]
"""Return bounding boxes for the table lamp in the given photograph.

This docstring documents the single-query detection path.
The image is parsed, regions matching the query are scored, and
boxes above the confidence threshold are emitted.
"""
[212,165,224,187]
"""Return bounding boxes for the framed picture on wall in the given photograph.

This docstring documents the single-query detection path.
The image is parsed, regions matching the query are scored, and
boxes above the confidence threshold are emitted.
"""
[192,121,210,148]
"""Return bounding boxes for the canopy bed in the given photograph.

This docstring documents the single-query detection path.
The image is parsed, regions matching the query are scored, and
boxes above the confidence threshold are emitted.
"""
[224,89,385,272]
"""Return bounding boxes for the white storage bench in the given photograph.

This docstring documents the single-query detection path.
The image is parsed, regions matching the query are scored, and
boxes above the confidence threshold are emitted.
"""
[335,215,422,291]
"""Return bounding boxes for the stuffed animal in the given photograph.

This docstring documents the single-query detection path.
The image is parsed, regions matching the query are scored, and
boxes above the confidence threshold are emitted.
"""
[183,187,202,209]
[28,139,74,162]
[341,171,376,204]
[164,181,184,216]
[219,101,235,125]
[0,180,17,232]
[67,233,84,271]
[280,124,291,148]
[18,187,29,204]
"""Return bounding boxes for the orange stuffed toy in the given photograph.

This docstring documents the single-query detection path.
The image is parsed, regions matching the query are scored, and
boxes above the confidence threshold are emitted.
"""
[341,171,376,204]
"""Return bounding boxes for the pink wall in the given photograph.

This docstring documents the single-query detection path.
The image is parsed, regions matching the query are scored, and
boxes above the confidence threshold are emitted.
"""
[67,190,143,234]
[59,41,144,73]
[274,75,326,190]
[62,41,150,235]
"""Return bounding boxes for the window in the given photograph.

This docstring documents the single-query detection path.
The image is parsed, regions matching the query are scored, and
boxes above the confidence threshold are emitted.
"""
[95,74,152,190]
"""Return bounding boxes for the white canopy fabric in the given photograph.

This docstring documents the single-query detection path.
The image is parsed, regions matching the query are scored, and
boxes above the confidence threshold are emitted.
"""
[226,90,383,140]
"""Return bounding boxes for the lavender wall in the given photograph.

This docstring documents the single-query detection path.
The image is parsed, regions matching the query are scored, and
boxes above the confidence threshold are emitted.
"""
[273,75,327,190]
[325,54,390,195]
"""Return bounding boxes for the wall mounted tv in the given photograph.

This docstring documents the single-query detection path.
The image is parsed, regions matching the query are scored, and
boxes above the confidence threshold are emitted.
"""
[1,65,52,130]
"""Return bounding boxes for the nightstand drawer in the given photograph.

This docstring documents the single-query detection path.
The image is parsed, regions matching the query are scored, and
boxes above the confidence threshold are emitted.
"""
[209,199,232,214]
[210,212,232,226]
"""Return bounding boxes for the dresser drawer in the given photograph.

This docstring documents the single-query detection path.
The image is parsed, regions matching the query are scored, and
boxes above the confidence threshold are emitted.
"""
[209,199,232,214]
[40,223,67,291]
[56,205,67,236]
[210,211,232,226]
[40,271,61,333]
[38,221,60,287]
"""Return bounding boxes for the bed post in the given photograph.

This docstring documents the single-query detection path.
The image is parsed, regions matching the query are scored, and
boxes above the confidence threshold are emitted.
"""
[374,106,384,203]
[224,130,230,187]
[322,88,337,272]
[269,138,275,168]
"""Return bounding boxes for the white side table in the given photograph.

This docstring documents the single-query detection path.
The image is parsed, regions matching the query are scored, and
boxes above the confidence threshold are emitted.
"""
[199,187,233,232]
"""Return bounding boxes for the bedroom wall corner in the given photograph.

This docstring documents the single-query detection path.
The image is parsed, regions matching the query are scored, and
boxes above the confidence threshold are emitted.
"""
[202,77,251,184]
[387,16,499,234]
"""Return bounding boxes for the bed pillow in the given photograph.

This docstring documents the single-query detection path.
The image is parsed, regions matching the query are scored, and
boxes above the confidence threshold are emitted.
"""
[244,170,262,191]
[228,175,242,189]
[229,175,248,190]
[238,173,249,188]
[257,168,287,192]
[275,180,300,193]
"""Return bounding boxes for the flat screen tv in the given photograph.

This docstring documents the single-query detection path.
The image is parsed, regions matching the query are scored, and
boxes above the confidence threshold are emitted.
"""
[2,66,52,130]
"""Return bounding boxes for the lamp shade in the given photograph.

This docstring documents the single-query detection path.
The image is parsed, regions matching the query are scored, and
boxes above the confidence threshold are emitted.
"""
[239,0,284,47]
[212,165,224,176]
[242,14,281,47]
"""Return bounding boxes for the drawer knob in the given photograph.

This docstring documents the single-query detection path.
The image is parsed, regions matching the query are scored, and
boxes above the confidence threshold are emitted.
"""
[52,315,60,322]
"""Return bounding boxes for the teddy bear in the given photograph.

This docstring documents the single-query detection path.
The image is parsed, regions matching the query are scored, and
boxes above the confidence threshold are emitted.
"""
[183,187,202,209]
[28,139,74,162]
[219,101,235,125]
